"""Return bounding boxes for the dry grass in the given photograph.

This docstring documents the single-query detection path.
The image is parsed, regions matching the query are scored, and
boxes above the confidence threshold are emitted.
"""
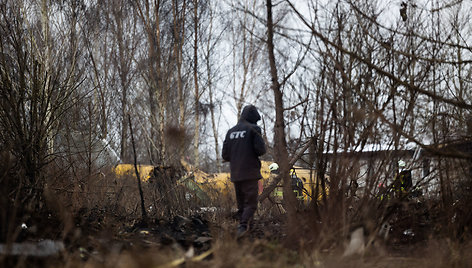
[54,235,472,268]
[2,160,472,268]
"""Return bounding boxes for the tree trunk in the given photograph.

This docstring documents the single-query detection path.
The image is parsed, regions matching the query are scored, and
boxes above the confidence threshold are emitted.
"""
[265,0,299,226]
[136,0,164,165]
[173,0,187,160]
[41,0,53,157]
[117,13,129,163]
[193,0,200,167]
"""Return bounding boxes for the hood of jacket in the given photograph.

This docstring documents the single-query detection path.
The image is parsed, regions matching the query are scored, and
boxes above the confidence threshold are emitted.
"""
[240,105,261,124]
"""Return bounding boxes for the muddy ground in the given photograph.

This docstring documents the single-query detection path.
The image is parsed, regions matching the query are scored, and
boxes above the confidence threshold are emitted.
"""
[3,201,472,268]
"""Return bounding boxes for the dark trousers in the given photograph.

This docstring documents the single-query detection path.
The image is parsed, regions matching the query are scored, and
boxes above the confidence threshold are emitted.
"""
[233,179,259,227]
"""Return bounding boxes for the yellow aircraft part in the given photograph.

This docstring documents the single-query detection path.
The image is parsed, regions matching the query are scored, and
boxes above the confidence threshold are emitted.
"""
[196,172,233,198]
[113,160,328,202]
[181,160,233,198]
[190,161,328,201]
[188,161,270,196]
[113,164,155,182]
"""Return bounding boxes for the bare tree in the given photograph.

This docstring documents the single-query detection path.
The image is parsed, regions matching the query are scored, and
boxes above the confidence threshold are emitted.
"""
[0,0,81,241]
[226,1,266,118]
[275,0,472,244]
[108,0,140,163]
[192,0,201,166]
[172,0,187,159]
[264,0,314,238]
[134,0,168,165]
[202,1,226,172]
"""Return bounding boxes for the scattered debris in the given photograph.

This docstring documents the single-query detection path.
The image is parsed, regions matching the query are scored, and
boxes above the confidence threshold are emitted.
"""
[403,229,415,237]
[0,240,64,257]
[343,227,365,257]
[157,248,214,268]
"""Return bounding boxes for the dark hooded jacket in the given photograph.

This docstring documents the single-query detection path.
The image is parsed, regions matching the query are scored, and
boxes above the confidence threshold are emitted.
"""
[222,105,266,182]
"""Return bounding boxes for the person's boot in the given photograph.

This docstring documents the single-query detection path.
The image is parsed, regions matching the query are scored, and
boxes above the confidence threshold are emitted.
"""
[236,224,248,238]
[232,211,242,221]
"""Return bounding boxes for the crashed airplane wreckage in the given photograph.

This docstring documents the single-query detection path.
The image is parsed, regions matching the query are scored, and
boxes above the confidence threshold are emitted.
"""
[112,160,327,204]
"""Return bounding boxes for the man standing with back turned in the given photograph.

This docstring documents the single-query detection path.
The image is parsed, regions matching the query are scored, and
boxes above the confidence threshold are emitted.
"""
[222,105,266,238]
